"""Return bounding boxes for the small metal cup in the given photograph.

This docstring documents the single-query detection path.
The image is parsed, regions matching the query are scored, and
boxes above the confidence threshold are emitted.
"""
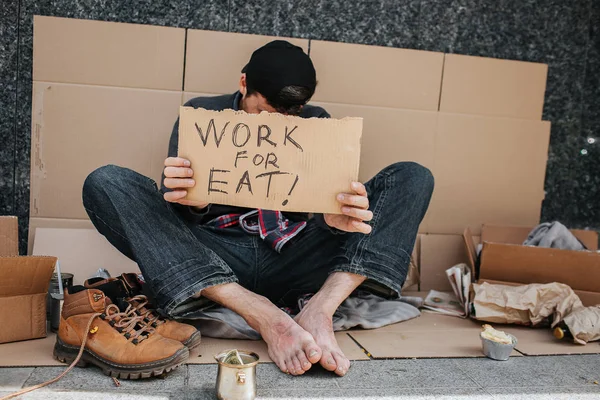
[480,333,517,361]
[215,349,259,400]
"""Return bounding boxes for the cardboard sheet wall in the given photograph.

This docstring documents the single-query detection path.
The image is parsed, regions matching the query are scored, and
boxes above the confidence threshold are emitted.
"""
[0,15,595,366]
[28,15,554,288]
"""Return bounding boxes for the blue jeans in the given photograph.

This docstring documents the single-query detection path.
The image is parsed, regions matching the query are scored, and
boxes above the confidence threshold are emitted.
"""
[82,162,434,316]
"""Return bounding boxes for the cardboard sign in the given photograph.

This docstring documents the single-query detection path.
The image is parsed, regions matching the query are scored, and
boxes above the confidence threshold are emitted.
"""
[178,108,362,213]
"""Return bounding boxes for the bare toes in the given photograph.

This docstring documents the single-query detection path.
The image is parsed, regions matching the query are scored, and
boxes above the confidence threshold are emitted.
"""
[283,360,296,375]
[332,352,349,376]
[305,345,322,364]
[276,358,288,374]
[292,357,304,375]
[297,351,312,371]
[319,351,338,372]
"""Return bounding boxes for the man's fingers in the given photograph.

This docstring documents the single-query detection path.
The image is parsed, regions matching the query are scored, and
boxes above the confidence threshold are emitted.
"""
[351,181,367,196]
[337,193,369,209]
[164,166,194,178]
[163,178,195,189]
[341,207,373,222]
[164,157,191,167]
[163,190,187,203]
[351,220,372,234]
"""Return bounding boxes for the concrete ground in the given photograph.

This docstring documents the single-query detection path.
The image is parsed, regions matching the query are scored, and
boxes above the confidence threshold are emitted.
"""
[1,355,599,400]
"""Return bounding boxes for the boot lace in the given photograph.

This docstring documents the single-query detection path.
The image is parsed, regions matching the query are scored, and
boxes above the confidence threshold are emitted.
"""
[128,294,165,328]
[102,302,155,344]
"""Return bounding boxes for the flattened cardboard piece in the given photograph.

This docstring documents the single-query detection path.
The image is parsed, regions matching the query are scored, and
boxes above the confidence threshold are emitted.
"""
[0,332,367,367]
[481,224,598,250]
[420,234,480,292]
[30,82,180,219]
[185,30,308,93]
[313,103,436,232]
[479,243,600,293]
[479,279,600,308]
[427,113,550,235]
[349,314,522,358]
[33,16,185,90]
[188,336,272,364]
[28,218,95,255]
[0,334,61,366]
[32,228,139,285]
[0,256,57,344]
[310,40,444,110]
[316,103,437,182]
[0,216,19,256]
[178,107,362,214]
[440,54,548,120]
[501,325,600,355]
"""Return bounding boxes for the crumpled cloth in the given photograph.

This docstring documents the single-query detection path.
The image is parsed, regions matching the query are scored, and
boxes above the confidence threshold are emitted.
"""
[563,305,600,345]
[523,221,585,250]
[472,282,584,326]
[176,292,422,339]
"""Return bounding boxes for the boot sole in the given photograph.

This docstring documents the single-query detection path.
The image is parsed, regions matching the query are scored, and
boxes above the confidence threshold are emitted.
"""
[53,338,189,379]
[182,331,202,351]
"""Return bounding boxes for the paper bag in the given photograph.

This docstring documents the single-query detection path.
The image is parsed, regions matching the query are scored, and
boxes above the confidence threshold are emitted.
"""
[472,282,584,326]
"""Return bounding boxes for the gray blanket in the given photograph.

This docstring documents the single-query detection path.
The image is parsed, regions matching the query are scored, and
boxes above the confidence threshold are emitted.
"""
[523,221,585,250]
[177,292,423,339]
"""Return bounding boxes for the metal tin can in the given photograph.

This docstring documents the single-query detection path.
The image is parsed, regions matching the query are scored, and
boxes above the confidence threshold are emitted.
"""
[215,349,259,400]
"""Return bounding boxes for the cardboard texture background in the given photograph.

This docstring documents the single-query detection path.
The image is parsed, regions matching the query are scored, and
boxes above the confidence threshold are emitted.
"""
[348,312,522,359]
[310,40,444,110]
[30,82,180,219]
[185,30,308,94]
[11,16,590,364]
[27,218,94,254]
[179,107,362,213]
[440,54,548,120]
[32,228,140,285]
[426,113,550,235]
[419,234,480,292]
[0,216,19,256]
[33,16,185,91]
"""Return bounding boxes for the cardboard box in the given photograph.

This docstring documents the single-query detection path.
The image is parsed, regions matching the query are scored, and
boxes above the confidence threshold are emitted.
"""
[185,30,308,94]
[310,40,444,110]
[34,16,185,91]
[420,234,480,292]
[0,217,57,344]
[440,54,548,120]
[463,225,600,306]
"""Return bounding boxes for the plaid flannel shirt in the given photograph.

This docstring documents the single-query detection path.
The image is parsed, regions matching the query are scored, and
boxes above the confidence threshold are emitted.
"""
[206,209,307,253]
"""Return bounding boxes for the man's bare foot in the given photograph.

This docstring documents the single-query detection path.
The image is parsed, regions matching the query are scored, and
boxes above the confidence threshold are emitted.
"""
[295,308,350,376]
[260,313,322,376]
[201,283,322,376]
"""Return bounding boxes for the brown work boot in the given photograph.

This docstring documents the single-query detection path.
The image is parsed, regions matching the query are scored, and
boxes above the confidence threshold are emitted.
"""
[84,274,202,350]
[54,286,189,379]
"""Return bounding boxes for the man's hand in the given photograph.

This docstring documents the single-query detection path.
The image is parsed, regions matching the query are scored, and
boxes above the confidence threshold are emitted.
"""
[323,182,373,234]
[163,157,209,209]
